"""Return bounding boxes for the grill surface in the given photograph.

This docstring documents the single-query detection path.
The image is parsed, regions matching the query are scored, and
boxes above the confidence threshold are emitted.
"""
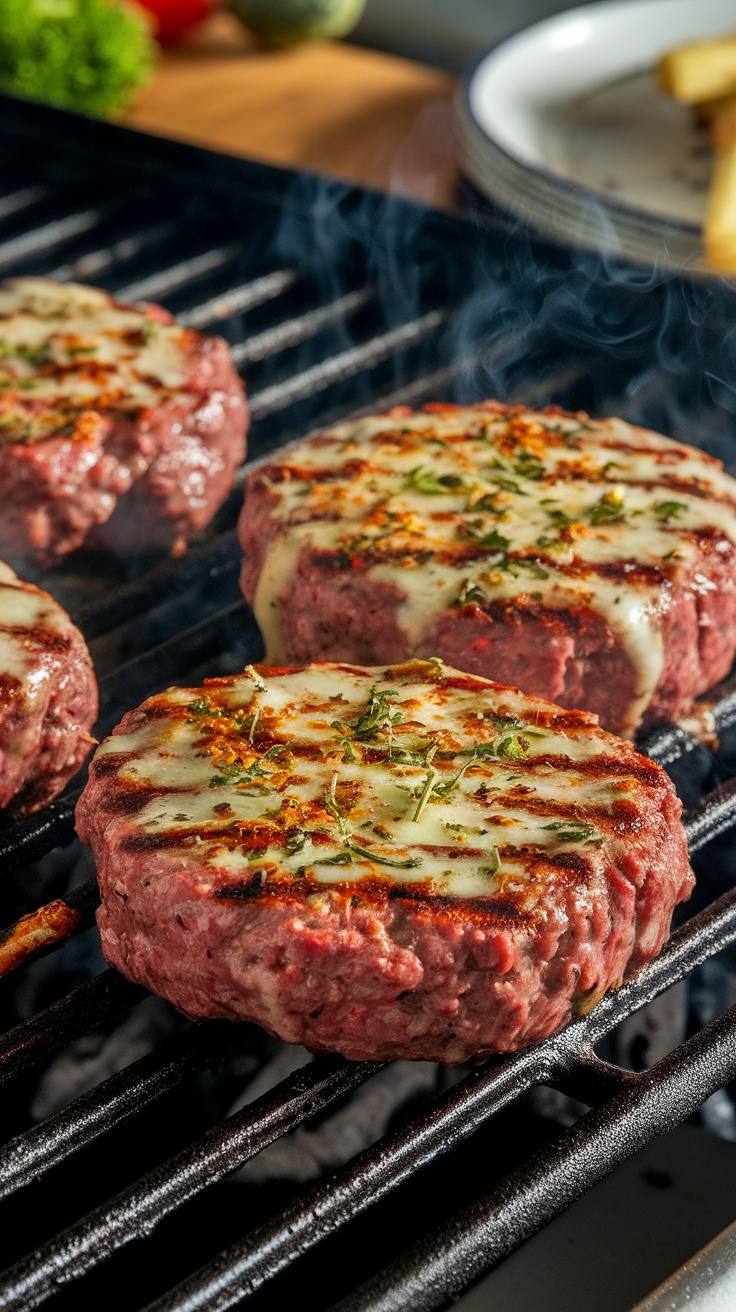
[0,93,736,1312]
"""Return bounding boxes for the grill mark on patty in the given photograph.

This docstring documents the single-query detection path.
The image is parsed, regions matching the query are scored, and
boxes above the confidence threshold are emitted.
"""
[120,818,288,852]
[482,792,643,832]
[210,873,537,924]
[586,437,721,466]
[305,541,673,591]
[255,459,371,486]
[0,622,72,653]
[93,752,138,776]
[101,780,191,816]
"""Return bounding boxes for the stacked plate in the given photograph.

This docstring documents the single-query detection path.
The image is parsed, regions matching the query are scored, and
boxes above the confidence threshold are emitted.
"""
[456,0,735,270]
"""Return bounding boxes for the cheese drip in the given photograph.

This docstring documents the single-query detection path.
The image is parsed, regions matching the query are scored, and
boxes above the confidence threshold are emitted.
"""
[248,406,736,736]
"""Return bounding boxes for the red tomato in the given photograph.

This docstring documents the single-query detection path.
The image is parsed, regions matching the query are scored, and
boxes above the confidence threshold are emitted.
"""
[136,0,224,45]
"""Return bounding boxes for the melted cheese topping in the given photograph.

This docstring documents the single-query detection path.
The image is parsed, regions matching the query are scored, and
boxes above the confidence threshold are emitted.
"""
[0,277,191,444]
[95,660,666,904]
[249,404,736,737]
[0,561,76,736]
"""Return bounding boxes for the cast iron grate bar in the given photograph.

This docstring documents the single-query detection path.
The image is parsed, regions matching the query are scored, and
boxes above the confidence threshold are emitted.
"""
[0,209,101,272]
[247,309,447,420]
[327,1003,736,1312]
[179,269,299,328]
[0,785,83,876]
[115,247,242,303]
[0,970,144,1088]
[0,811,733,1311]
[130,871,736,1312]
[0,1056,381,1312]
[231,286,375,366]
[96,597,248,722]
[49,221,176,284]
[0,186,48,221]
[74,530,241,640]
[0,1020,256,1201]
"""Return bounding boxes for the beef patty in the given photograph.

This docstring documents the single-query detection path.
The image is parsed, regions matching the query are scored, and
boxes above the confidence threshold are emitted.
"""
[0,562,97,811]
[77,660,692,1063]
[238,402,736,737]
[0,277,247,565]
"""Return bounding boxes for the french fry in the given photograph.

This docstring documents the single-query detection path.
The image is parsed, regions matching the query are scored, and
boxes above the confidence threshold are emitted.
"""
[657,35,736,104]
[704,99,736,274]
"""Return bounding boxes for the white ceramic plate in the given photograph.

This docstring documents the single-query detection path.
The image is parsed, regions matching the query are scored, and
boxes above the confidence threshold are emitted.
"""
[456,0,736,269]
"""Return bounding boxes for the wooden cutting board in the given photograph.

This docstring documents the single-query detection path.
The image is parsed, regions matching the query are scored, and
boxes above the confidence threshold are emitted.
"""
[124,13,458,208]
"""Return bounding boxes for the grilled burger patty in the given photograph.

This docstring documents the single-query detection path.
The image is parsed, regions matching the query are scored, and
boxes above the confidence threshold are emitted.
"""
[238,401,736,737]
[77,660,692,1063]
[0,278,248,565]
[0,562,97,811]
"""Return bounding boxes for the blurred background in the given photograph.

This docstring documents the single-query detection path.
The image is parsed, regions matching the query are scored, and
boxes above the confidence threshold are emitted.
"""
[352,0,592,70]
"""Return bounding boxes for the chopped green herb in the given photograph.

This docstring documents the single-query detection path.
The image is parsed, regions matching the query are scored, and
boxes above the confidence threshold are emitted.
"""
[455,578,487,607]
[187,697,228,720]
[494,734,532,761]
[412,768,440,823]
[512,456,545,481]
[541,820,601,845]
[332,686,402,742]
[587,489,626,525]
[518,559,549,580]
[283,829,306,856]
[324,776,349,834]
[653,500,688,522]
[488,474,526,495]
[479,847,500,876]
[209,758,268,788]
[462,523,511,552]
[314,850,354,867]
[346,838,422,869]
[547,509,576,530]
[403,466,460,496]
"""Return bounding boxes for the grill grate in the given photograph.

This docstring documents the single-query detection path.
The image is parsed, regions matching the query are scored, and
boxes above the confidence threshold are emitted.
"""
[0,93,735,1312]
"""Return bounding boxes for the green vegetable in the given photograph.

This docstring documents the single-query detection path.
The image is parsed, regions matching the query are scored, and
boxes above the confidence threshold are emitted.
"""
[230,0,365,46]
[0,0,156,119]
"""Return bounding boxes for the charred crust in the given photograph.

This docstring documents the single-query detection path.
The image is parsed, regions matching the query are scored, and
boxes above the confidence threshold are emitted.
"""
[101,781,189,818]
[92,752,136,776]
[0,672,21,704]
